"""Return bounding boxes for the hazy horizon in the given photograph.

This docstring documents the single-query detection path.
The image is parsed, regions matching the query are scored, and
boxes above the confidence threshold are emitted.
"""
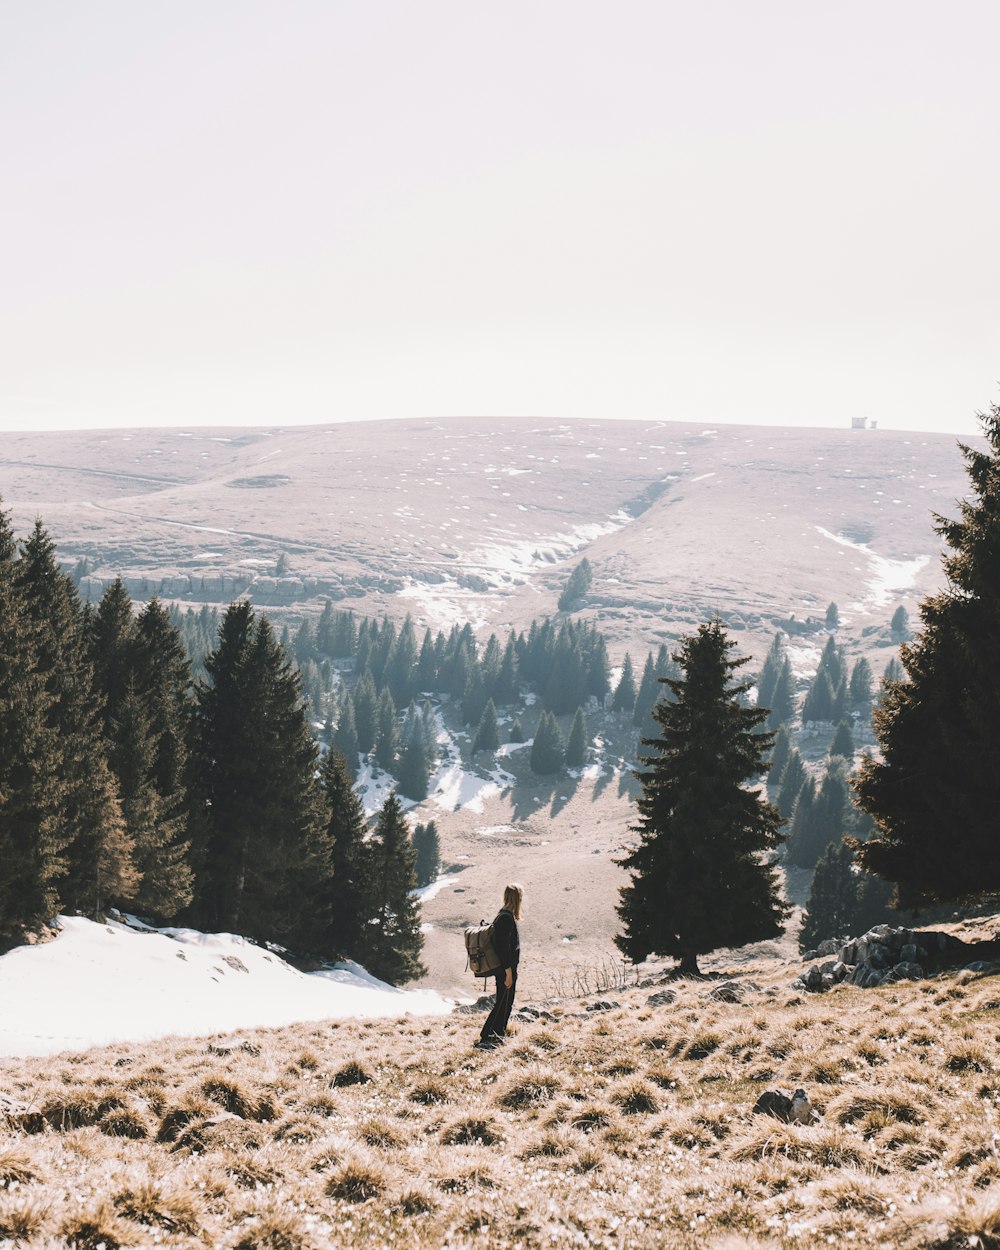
[3,1,996,440]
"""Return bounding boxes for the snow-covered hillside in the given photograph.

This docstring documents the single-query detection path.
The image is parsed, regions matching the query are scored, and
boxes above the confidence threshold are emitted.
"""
[0,915,452,1058]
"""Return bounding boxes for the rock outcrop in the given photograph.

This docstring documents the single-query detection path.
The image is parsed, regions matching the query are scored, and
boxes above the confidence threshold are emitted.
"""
[794,925,1000,993]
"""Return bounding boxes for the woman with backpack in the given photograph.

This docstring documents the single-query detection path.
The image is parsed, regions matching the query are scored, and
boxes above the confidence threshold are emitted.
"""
[475,882,523,1050]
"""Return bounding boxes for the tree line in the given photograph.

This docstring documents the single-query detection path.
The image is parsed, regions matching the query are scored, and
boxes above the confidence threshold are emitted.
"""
[0,510,424,982]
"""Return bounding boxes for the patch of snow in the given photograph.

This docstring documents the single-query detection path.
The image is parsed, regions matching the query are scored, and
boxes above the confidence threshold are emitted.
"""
[0,916,451,1058]
[412,873,463,902]
[355,758,408,818]
[496,741,530,757]
[690,472,716,482]
[815,527,930,609]
[477,823,515,836]
[787,642,822,679]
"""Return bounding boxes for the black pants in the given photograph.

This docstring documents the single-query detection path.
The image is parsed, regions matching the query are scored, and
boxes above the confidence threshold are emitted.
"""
[480,971,517,1043]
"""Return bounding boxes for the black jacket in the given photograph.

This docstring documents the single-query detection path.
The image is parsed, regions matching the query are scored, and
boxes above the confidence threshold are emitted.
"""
[493,908,520,973]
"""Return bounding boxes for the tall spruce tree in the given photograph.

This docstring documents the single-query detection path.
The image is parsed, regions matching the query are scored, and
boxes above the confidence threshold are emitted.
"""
[756,632,786,709]
[530,710,565,774]
[565,706,588,769]
[616,620,787,975]
[192,603,333,952]
[766,659,796,729]
[857,404,1000,904]
[472,699,500,755]
[0,509,72,944]
[799,839,894,953]
[413,820,441,888]
[612,653,637,716]
[558,557,593,610]
[320,747,372,961]
[365,793,425,983]
[775,748,807,820]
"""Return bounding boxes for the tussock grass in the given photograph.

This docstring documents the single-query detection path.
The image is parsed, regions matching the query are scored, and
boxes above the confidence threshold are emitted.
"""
[4,934,1000,1247]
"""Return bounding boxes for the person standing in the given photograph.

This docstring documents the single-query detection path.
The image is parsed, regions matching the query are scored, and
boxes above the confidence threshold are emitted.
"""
[475,882,523,1050]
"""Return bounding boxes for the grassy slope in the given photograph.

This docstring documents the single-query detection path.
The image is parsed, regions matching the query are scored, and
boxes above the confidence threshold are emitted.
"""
[3,920,1000,1249]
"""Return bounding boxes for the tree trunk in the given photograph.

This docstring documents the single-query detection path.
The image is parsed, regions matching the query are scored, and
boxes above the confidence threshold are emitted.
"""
[678,952,701,977]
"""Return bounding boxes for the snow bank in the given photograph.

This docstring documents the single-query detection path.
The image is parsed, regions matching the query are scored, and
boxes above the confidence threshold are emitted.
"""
[0,915,451,1058]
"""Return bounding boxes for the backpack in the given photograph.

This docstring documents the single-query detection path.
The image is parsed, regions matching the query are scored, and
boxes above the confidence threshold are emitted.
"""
[464,917,502,981]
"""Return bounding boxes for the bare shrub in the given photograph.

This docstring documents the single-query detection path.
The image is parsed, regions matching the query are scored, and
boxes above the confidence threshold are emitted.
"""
[440,1116,504,1147]
[496,1068,561,1111]
[42,1092,101,1131]
[324,1158,386,1202]
[60,1200,127,1250]
[113,1182,200,1235]
[356,1117,405,1149]
[408,1078,450,1106]
[200,1077,274,1121]
[332,1060,372,1088]
[100,1105,150,1139]
[611,1079,659,1116]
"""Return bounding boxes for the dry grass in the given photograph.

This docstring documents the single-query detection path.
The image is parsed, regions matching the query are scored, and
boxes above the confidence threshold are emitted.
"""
[3,949,1000,1248]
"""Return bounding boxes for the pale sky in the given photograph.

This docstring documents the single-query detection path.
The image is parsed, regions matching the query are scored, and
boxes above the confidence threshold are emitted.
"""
[2,1,997,437]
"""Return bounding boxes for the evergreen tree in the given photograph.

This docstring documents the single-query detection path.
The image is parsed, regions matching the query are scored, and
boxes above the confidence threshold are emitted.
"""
[558,557,593,611]
[857,406,1000,905]
[509,717,525,744]
[612,653,637,717]
[849,657,874,713]
[785,775,818,869]
[775,749,806,819]
[472,699,500,755]
[530,710,565,774]
[830,720,854,761]
[825,602,840,630]
[365,793,425,983]
[15,522,140,923]
[192,603,333,952]
[0,510,72,943]
[616,620,787,974]
[413,820,441,888]
[767,725,792,796]
[766,658,796,729]
[90,578,136,738]
[890,604,910,639]
[293,618,316,664]
[799,839,895,952]
[333,690,359,775]
[420,701,439,767]
[374,688,399,771]
[352,668,379,755]
[565,707,588,769]
[386,615,418,705]
[801,670,834,723]
[397,732,431,801]
[632,653,660,733]
[320,748,372,961]
[756,632,786,710]
[415,629,438,693]
[495,636,520,704]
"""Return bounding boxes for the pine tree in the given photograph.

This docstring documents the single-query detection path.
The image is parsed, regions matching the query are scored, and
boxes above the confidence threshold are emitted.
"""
[352,668,379,755]
[849,657,874,713]
[801,670,834,723]
[495,636,520,705]
[413,820,441,888]
[756,632,786,710]
[857,405,1000,905]
[616,620,787,974]
[785,775,818,869]
[766,659,796,729]
[826,602,840,630]
[612,653,637,717]
[530,711,565,774]
[509,717,525,744]
[767,725,792,796]
[364,793,425,983]
[472,699,500,755]
[333,690,360,776]
[586,634,611,702]
[632,653,659,733]
[192,603,333,952]
[829,720,854,761]
[320,748,372,961]
[775,749,806,819]
[0,509,71,944]
[397,732,431,801]
[565,707,588,769]
[799,839,894,953]
[374,688,399,771]
[890,604,910,639]
[89,578,136,738]
[558,558,593,611]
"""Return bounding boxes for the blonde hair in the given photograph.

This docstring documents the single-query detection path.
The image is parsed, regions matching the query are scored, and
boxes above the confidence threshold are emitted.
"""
[503,882,524,920]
